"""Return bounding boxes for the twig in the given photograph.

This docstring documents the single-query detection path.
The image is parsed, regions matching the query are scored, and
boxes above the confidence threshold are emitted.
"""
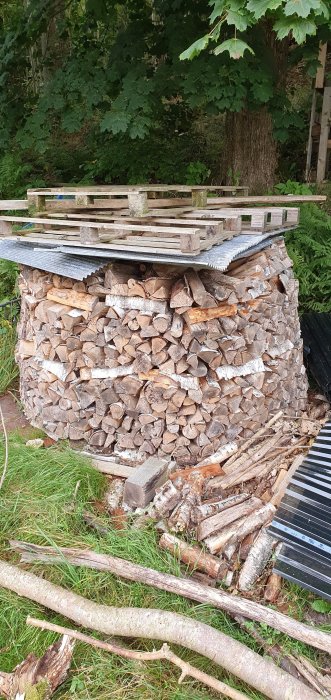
[27,616,250,700]
[0,406,9,491]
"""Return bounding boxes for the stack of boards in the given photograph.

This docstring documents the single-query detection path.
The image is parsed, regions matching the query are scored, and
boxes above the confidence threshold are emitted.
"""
[0,184,300,257]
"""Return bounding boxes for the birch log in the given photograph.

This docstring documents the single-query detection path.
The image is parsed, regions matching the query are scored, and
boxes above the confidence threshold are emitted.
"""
[0,560,320,700]
[238,531,276,592]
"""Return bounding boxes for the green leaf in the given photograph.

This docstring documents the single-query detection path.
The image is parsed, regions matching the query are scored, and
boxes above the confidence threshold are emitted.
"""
[180,35,210,61]
[214,38,254,59]
[284,0,321,18]
[247,0,283,19]
[209,0,226,23]
[311,599,331,613]
[274,16,316,42]
[227,1,251,30]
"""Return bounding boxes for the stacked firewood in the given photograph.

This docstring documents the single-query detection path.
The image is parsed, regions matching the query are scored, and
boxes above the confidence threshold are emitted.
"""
[17,239,308,464]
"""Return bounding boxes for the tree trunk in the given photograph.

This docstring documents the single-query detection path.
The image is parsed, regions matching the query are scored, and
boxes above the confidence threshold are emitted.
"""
[223,108,278,192]
[222,30,289,192]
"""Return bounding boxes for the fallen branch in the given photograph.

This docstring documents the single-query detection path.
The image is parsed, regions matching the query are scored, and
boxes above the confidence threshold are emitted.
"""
[27,616,250,700]
[0,560,320,700]
[9,541,331,655]
[0,406,9,491]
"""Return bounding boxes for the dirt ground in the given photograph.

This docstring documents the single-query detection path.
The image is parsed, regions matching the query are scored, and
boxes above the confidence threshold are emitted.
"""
[0,392,30,432]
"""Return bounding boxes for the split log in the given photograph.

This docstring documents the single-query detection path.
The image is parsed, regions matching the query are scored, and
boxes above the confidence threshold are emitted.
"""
[197,497,262,541]
[9,542,331,655]
[205,503,276,554]
[271,455,303,507]
[196,493,249,523]
[0,560,321,700]
[47,287,97,312]
[159,533,227,580]
[238,530,276,592]
[27,616,250,700]
[0,635,74,699]
[153,480,182,516]
[223,411,284,473]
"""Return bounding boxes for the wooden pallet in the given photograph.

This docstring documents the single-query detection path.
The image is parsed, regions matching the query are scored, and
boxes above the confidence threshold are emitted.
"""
[26,184,249,214]
[0,212,241,256]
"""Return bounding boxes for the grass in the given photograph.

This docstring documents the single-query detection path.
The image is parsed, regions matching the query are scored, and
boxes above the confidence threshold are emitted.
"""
[0,321,18,395]
[0,433,329,699]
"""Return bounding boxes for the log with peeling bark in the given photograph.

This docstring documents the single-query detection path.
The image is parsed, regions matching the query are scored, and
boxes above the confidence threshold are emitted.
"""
[197,496,262,541]
[9,541,331,655]
[238,530,276,592]
[0,559,322,700]
[0,635,74,699]
[204,503,276,554]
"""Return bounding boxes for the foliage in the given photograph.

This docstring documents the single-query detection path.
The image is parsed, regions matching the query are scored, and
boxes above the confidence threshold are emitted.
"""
[0,319,18,394]
[180,0,330,60]
[311,599,331,613]
[0,0,325,190]
[0,434,326,699]
[285,202,331,313]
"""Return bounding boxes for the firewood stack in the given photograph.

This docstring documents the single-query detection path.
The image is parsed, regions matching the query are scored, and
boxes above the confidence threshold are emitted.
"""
[16,239,308,464]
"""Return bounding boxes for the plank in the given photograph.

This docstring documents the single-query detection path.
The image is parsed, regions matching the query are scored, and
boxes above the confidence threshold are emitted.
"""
[316,86,331,183]
[315,42,327,89]
[0,214,201,235]
[0,200,28,210]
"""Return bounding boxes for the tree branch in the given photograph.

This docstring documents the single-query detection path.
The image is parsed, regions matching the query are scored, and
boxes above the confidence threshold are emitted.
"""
[27,616,250,700]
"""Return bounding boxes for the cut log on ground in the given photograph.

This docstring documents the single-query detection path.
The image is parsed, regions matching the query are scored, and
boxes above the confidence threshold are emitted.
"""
[9,542,331,655]
[0,560,320,700]
[159,532,227,580]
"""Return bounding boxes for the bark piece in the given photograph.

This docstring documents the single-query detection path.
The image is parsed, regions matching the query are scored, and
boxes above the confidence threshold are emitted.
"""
[0,636,74,699]
[106,294,167,314]
[264,573,282,602]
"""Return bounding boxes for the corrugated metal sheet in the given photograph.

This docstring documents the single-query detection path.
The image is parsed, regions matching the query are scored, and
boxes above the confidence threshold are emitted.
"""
[269,418,331,601]
[56,228,293,272]
[301,313,331,401]
[0,240,107,280]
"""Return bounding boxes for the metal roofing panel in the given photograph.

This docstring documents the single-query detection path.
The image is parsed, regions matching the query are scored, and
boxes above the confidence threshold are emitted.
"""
[269,418,331,601]
[55,228,293,272]
[0,240,107,280]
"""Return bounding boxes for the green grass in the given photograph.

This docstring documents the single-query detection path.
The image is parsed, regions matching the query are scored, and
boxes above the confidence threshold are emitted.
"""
[0,434,329,699]
[0,322,18,394]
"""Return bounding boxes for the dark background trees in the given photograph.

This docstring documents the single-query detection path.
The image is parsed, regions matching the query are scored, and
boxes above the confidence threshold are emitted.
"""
[0,0,329,193]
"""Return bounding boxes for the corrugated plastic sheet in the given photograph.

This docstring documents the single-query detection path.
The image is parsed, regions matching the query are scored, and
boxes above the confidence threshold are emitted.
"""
[0,240,107,280]
[269,418,331,601]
